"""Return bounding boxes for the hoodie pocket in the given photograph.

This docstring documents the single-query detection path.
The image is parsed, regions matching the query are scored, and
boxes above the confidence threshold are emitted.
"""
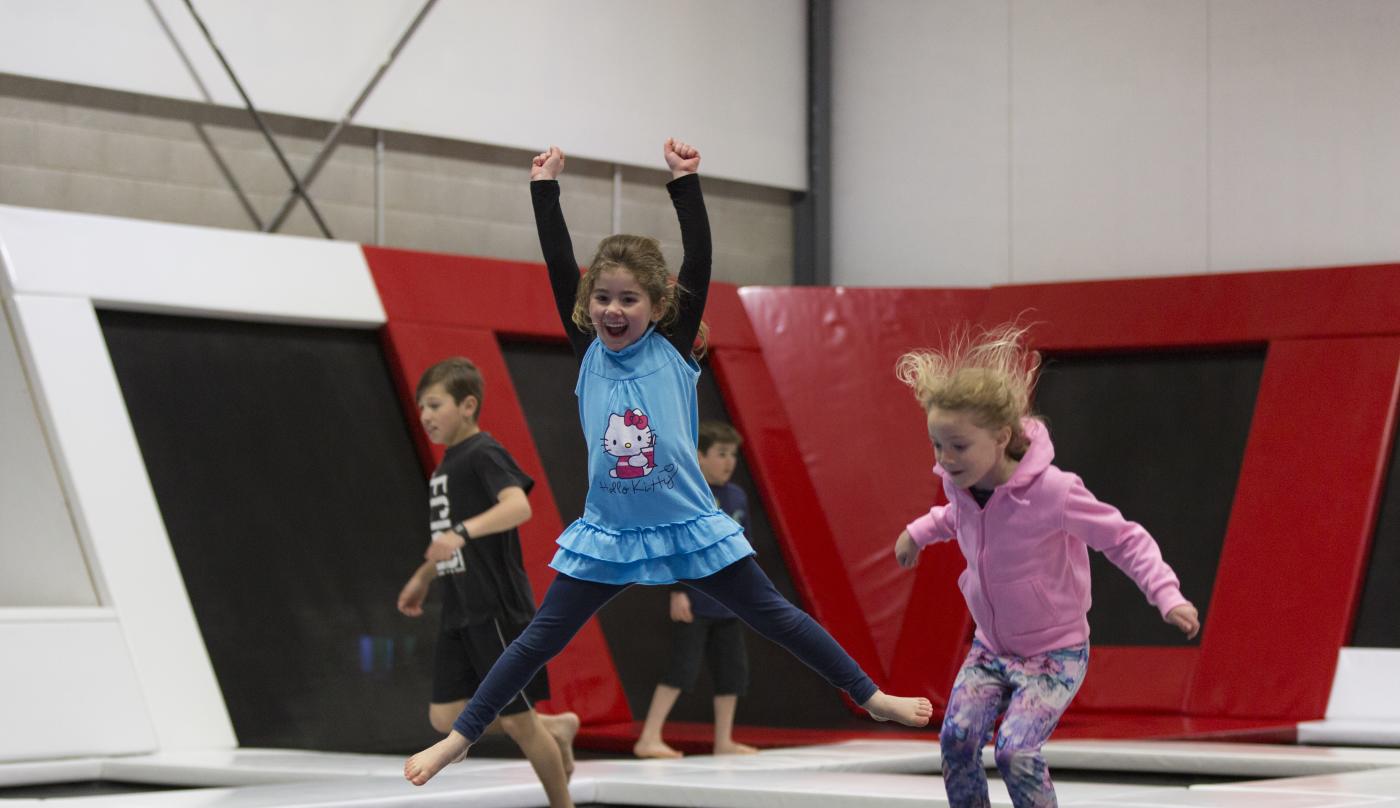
[986,578,1057,638]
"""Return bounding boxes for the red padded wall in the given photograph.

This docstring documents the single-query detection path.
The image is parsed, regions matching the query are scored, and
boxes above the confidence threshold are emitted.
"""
[1069,648,1197,713]
[739,288,987,701]
[885,549,974,708]
[368,236,1400,738]
[1188,337,1400,719]
[744,266,1400,734]
[985,269,1400,724]
[707,345,884,689]
[368,248,563,337]
[981,262,1400,348]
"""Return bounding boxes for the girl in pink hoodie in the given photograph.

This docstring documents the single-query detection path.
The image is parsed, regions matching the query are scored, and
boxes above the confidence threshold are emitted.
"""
[892,324,1199,808]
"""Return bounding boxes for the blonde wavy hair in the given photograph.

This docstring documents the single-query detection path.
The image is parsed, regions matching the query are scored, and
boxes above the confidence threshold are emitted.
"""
[894,322,1041,458]
[570,234,708,358]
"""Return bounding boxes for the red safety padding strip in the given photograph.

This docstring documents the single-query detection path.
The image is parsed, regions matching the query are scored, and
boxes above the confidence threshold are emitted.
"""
[982,262,1400,349]
[1050,714,1297,741]
[366,246,564,336]
[1188,337,1400,720]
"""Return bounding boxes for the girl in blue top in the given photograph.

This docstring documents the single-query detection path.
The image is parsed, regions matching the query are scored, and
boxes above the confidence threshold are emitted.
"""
[405,139,932,785]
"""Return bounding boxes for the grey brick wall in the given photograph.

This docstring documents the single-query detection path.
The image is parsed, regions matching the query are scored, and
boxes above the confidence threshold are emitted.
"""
[0,73,793,286]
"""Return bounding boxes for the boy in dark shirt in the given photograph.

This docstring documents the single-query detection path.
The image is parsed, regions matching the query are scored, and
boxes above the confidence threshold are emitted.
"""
[634,421,758,758]
[396,357,576,807]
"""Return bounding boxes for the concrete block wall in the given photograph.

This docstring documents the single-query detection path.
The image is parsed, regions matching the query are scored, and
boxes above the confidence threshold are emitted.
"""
[0,73,793,286]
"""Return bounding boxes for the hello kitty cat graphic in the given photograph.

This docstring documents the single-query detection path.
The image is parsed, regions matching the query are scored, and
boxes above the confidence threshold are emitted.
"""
[604,408,657,479]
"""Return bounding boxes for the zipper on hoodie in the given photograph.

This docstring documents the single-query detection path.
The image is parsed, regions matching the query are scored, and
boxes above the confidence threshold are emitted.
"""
[972,485,1001,652]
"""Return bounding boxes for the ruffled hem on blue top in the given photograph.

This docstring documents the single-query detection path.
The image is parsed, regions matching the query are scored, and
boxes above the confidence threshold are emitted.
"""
[550,534,754,585]
[558,511,744,561]
[549,511,755,585]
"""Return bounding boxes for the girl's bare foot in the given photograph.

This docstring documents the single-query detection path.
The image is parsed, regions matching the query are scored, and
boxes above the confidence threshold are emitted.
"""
[542,711,579,779]
[633,738,683,759]
[714,740,758,755]
[862,690,933,727]
[404,731,470,785]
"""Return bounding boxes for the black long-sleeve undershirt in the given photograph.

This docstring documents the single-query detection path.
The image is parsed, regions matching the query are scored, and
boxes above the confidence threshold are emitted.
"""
[532,173,711,362]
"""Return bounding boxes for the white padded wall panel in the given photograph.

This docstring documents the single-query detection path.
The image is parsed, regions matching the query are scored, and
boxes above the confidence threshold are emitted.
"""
[0,205,384,326]
[11,293,236,750]
[0,610,156,762]
[0,299,97,607]
[1210,0,1400,272]
[1322,648,1400,721]
[831,0,1009,288]
[1010,0,1209,283]
[0,205,406,755]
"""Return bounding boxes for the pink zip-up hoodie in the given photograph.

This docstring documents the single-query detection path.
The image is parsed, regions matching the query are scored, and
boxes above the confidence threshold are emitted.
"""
[905,418,1188,658]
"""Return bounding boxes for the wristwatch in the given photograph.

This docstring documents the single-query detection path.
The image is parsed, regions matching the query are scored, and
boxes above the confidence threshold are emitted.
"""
[451,522,470,539]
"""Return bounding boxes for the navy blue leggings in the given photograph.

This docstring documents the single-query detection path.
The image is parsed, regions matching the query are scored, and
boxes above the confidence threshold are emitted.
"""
[452,557,878,740]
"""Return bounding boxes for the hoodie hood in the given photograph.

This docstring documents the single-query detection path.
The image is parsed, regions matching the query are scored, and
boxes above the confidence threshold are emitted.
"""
[1003,417,1054,489]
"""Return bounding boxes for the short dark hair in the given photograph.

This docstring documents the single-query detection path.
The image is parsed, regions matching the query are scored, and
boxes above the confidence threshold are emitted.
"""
[416,357,484,417]
[698,420,742,453]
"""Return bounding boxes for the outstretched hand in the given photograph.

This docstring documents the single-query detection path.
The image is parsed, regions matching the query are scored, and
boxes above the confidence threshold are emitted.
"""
[1165,603,1200,640]
[664,138,700,177]
[894,530,920,569]
[531,145,565,181]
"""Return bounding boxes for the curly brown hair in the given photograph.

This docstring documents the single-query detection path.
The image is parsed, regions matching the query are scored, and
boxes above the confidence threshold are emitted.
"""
[570,234,708,358]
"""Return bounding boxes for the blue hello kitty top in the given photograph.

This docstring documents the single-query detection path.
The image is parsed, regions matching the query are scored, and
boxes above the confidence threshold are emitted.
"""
[533,174,754,584]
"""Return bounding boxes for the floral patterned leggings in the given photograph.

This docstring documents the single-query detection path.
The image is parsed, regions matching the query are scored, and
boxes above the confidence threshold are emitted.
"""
[940,640,1089,808]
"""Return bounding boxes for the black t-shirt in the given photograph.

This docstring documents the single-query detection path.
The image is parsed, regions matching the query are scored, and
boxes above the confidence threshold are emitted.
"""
[429,432,537,627]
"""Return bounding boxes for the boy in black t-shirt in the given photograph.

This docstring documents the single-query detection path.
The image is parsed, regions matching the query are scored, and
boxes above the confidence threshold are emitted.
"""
[634,421,758,758]
[396,357,576,808]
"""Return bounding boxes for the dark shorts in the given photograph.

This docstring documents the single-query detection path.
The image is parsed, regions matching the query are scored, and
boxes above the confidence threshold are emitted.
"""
[660,616,749,696]
[432,617,550,716]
